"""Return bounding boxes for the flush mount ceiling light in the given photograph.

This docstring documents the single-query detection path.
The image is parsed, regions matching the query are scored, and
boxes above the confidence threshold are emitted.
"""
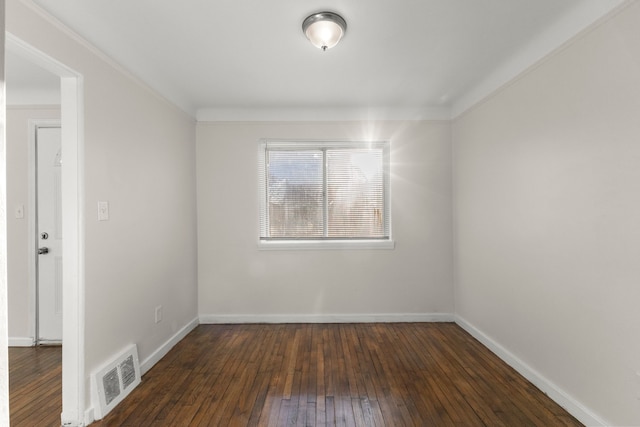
[302,11,347,51]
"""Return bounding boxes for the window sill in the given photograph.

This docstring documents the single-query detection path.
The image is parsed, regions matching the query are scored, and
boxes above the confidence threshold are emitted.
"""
[258,239,396,251]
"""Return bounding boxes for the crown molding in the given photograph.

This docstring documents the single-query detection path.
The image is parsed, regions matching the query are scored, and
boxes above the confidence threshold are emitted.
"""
[17,0,196,120]
[7,88,60,106]
[451,0,628,119]
[196,106,451,122]
[7,104,61,111]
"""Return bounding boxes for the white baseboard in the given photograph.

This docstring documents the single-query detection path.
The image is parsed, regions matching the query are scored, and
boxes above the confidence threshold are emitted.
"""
[454,315,610,427]
[9,337,34,347]
[61,419,84,427]
[139,317,199,375]
[199,313,455,324]
[84,408,95,426]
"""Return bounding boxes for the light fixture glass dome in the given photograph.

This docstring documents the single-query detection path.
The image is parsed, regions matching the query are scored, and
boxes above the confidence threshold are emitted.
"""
[302,12,347,51]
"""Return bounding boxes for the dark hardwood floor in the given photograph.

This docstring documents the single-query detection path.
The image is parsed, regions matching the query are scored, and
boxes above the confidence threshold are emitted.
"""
[9,323,583,426]
[9,345,62,427]
[93,323,581,426]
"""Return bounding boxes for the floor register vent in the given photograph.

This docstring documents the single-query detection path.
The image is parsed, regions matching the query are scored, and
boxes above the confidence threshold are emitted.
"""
[92,344,141,419]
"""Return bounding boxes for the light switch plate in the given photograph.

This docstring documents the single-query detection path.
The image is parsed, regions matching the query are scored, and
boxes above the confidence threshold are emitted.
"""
[98,201,109,221]
[15,205,24,219]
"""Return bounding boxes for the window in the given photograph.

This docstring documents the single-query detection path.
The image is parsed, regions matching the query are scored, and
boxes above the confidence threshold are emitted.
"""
[258,140,393,249]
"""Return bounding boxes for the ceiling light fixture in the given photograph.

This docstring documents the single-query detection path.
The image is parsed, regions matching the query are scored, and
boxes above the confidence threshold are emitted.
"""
[302,11,347,51]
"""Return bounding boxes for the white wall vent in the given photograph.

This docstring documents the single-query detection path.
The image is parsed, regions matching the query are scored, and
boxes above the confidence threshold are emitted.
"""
[92,344,141,419]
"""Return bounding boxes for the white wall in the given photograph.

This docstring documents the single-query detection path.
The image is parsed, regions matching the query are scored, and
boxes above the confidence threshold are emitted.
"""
[453,3,640,425]
[197,120,453,321]
[0,4,9,422]
[7,0,199,420]
[6,106,60,342]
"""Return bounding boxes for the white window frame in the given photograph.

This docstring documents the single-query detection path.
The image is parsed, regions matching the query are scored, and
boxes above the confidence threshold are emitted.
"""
[258,139,394,250]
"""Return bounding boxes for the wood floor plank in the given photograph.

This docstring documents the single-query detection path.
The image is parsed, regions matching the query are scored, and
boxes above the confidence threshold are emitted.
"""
[9,346,62,427]
[11,323,584,427]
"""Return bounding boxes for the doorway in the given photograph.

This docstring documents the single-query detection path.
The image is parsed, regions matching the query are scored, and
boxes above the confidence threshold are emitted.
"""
[7,33,86,426]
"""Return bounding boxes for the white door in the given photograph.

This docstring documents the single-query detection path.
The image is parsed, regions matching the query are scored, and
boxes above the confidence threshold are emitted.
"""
[37,125,63,342]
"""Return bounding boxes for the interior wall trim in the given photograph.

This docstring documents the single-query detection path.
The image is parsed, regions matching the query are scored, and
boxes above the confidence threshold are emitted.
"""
[454,315,609,427]
[451,0,629,119]
[196,106,452,122]
[199,313,455,324]
[16,1,196,119]
[84,319,202,426]
[139,317,200,376]
[7,337,34,347]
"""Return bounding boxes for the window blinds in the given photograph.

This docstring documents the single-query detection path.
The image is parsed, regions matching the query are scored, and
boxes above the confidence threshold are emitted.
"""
[259,141,390,240]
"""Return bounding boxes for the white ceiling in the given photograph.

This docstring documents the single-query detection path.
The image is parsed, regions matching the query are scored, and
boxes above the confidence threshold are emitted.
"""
[11,0,624,119]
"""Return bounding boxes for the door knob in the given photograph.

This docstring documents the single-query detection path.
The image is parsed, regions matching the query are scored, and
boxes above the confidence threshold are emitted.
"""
[38,247,49,255]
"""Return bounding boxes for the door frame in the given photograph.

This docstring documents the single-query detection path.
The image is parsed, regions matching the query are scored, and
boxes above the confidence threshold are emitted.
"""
[7,34,86,426]
[28,120,62,345]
